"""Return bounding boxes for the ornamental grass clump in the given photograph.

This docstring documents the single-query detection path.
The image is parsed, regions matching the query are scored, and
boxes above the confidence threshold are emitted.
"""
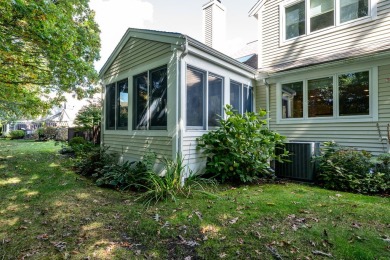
[197,105,288,183]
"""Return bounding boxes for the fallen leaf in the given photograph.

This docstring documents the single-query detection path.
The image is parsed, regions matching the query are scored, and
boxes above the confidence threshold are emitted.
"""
[351,222,362,229]
[36,234,49,240]
[229,217,239,224]
[194,211,203,220]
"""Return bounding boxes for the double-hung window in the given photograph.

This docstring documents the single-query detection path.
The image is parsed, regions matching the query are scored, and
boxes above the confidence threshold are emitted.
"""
[133,65,168,130]
[186,66,224,129]
[105,79,129,130]
[283,0,371,40]
[280,69,372,121]
[230,81,253,114]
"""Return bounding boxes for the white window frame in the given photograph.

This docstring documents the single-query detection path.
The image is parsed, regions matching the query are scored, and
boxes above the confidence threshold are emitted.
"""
[186,65,225,131]
[280,0,378,43]
[276,66,378,124]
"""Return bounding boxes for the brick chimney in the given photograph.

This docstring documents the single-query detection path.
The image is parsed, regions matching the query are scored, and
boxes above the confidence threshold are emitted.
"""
[202,0,226,52]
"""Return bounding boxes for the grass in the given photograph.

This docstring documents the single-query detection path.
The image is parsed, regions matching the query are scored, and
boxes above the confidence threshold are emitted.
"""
[0,139,389,259]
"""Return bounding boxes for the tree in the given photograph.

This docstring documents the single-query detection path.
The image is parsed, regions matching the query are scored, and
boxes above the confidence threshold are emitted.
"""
[74,99,102,131]
[0,0,101,119]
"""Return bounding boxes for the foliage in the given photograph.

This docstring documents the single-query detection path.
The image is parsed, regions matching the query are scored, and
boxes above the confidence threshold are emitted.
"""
[315,141,389,194]
[95,152,156,190]
[9,130,25,140]
[197,105,288,183]
[69,136,87,147]
[74,146,118,178]
[0,0,101,119]
[137,154,216,206]
[74,100,102,131]
[37,127,57,140]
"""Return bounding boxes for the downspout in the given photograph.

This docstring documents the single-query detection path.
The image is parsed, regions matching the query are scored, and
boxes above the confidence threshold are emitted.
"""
[264,78,270,129]
[177,37,188,161]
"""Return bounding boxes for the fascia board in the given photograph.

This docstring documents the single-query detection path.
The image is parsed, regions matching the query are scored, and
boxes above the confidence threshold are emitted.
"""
[249,0,265,17]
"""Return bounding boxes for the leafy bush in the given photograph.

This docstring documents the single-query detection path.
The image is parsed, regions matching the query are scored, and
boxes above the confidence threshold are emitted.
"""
[9,130,25,140]
[197,105,288,183]
[95,152,156,190]
[315,142,389,194]
[37,127,57,140]
[68,137,95,157]
[74,146,118,177]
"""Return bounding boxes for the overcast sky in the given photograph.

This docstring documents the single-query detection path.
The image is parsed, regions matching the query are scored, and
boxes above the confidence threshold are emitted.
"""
[89,0,258,71]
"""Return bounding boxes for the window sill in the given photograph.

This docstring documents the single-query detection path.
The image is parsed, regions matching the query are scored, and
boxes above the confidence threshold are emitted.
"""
[276,116,377,125]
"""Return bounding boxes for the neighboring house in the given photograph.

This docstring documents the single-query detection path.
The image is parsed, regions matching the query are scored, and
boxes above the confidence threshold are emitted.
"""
[100,0,390,173]
[250,0,390,154]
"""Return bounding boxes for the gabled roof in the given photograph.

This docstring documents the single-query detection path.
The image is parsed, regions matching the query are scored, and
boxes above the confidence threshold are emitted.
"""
[249,0,265,17]
[99,28,256,78]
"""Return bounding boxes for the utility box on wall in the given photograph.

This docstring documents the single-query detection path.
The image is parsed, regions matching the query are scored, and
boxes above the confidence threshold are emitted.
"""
[275,142,321,181]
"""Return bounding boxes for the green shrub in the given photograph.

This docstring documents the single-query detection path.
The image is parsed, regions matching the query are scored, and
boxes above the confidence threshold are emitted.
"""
[74,146,118,177]
[68,137,95,157]
[37,127,57,140]
[316,142,388,194]
[197,105,288,183]
[69,136,87,147]
[95,152,156,190]
[9,130,25,140]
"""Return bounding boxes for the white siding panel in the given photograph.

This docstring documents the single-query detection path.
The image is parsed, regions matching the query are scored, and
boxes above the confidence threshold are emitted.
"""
[104,134,173,160]
[268,64,390,154]
[182,136,206,174]
[104,38,171,79]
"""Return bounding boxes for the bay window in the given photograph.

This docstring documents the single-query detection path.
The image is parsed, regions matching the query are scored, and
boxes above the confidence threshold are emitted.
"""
[279,69,372,121]
[186,66,224,129]
[105,79,129,130]
[133,66,167,130]
[283,0,371,40]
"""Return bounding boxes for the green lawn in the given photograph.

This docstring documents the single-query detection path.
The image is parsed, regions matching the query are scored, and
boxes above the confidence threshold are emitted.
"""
[0,140,389,259]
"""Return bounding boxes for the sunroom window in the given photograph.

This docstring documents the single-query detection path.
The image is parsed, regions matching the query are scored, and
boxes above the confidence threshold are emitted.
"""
[133,66,167,130]
[279,70,371,121]
[105,79,128,130]
[230,81,253,114]
[186,66,224,129]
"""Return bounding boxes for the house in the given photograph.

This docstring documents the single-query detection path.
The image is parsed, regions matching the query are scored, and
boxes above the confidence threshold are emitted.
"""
[250,0,390,154]
[99,0,257,172]
[100,0,390,173]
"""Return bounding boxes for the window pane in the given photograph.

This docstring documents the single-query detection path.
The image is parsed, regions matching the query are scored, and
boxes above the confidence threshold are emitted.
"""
[230,81,242,114]
[310,0,334,32]
[286,1,306,39]
[339,71,369,116]
[208,74,223,127]
[340,0,368,23]
[282,82,303,118]
[117,79,128,129]
[105,84,116,130]
[243,86,253,113]
[186,67,204,127]
[150,67,168,129]
[134,72,148,129]
[308,77,333,117]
